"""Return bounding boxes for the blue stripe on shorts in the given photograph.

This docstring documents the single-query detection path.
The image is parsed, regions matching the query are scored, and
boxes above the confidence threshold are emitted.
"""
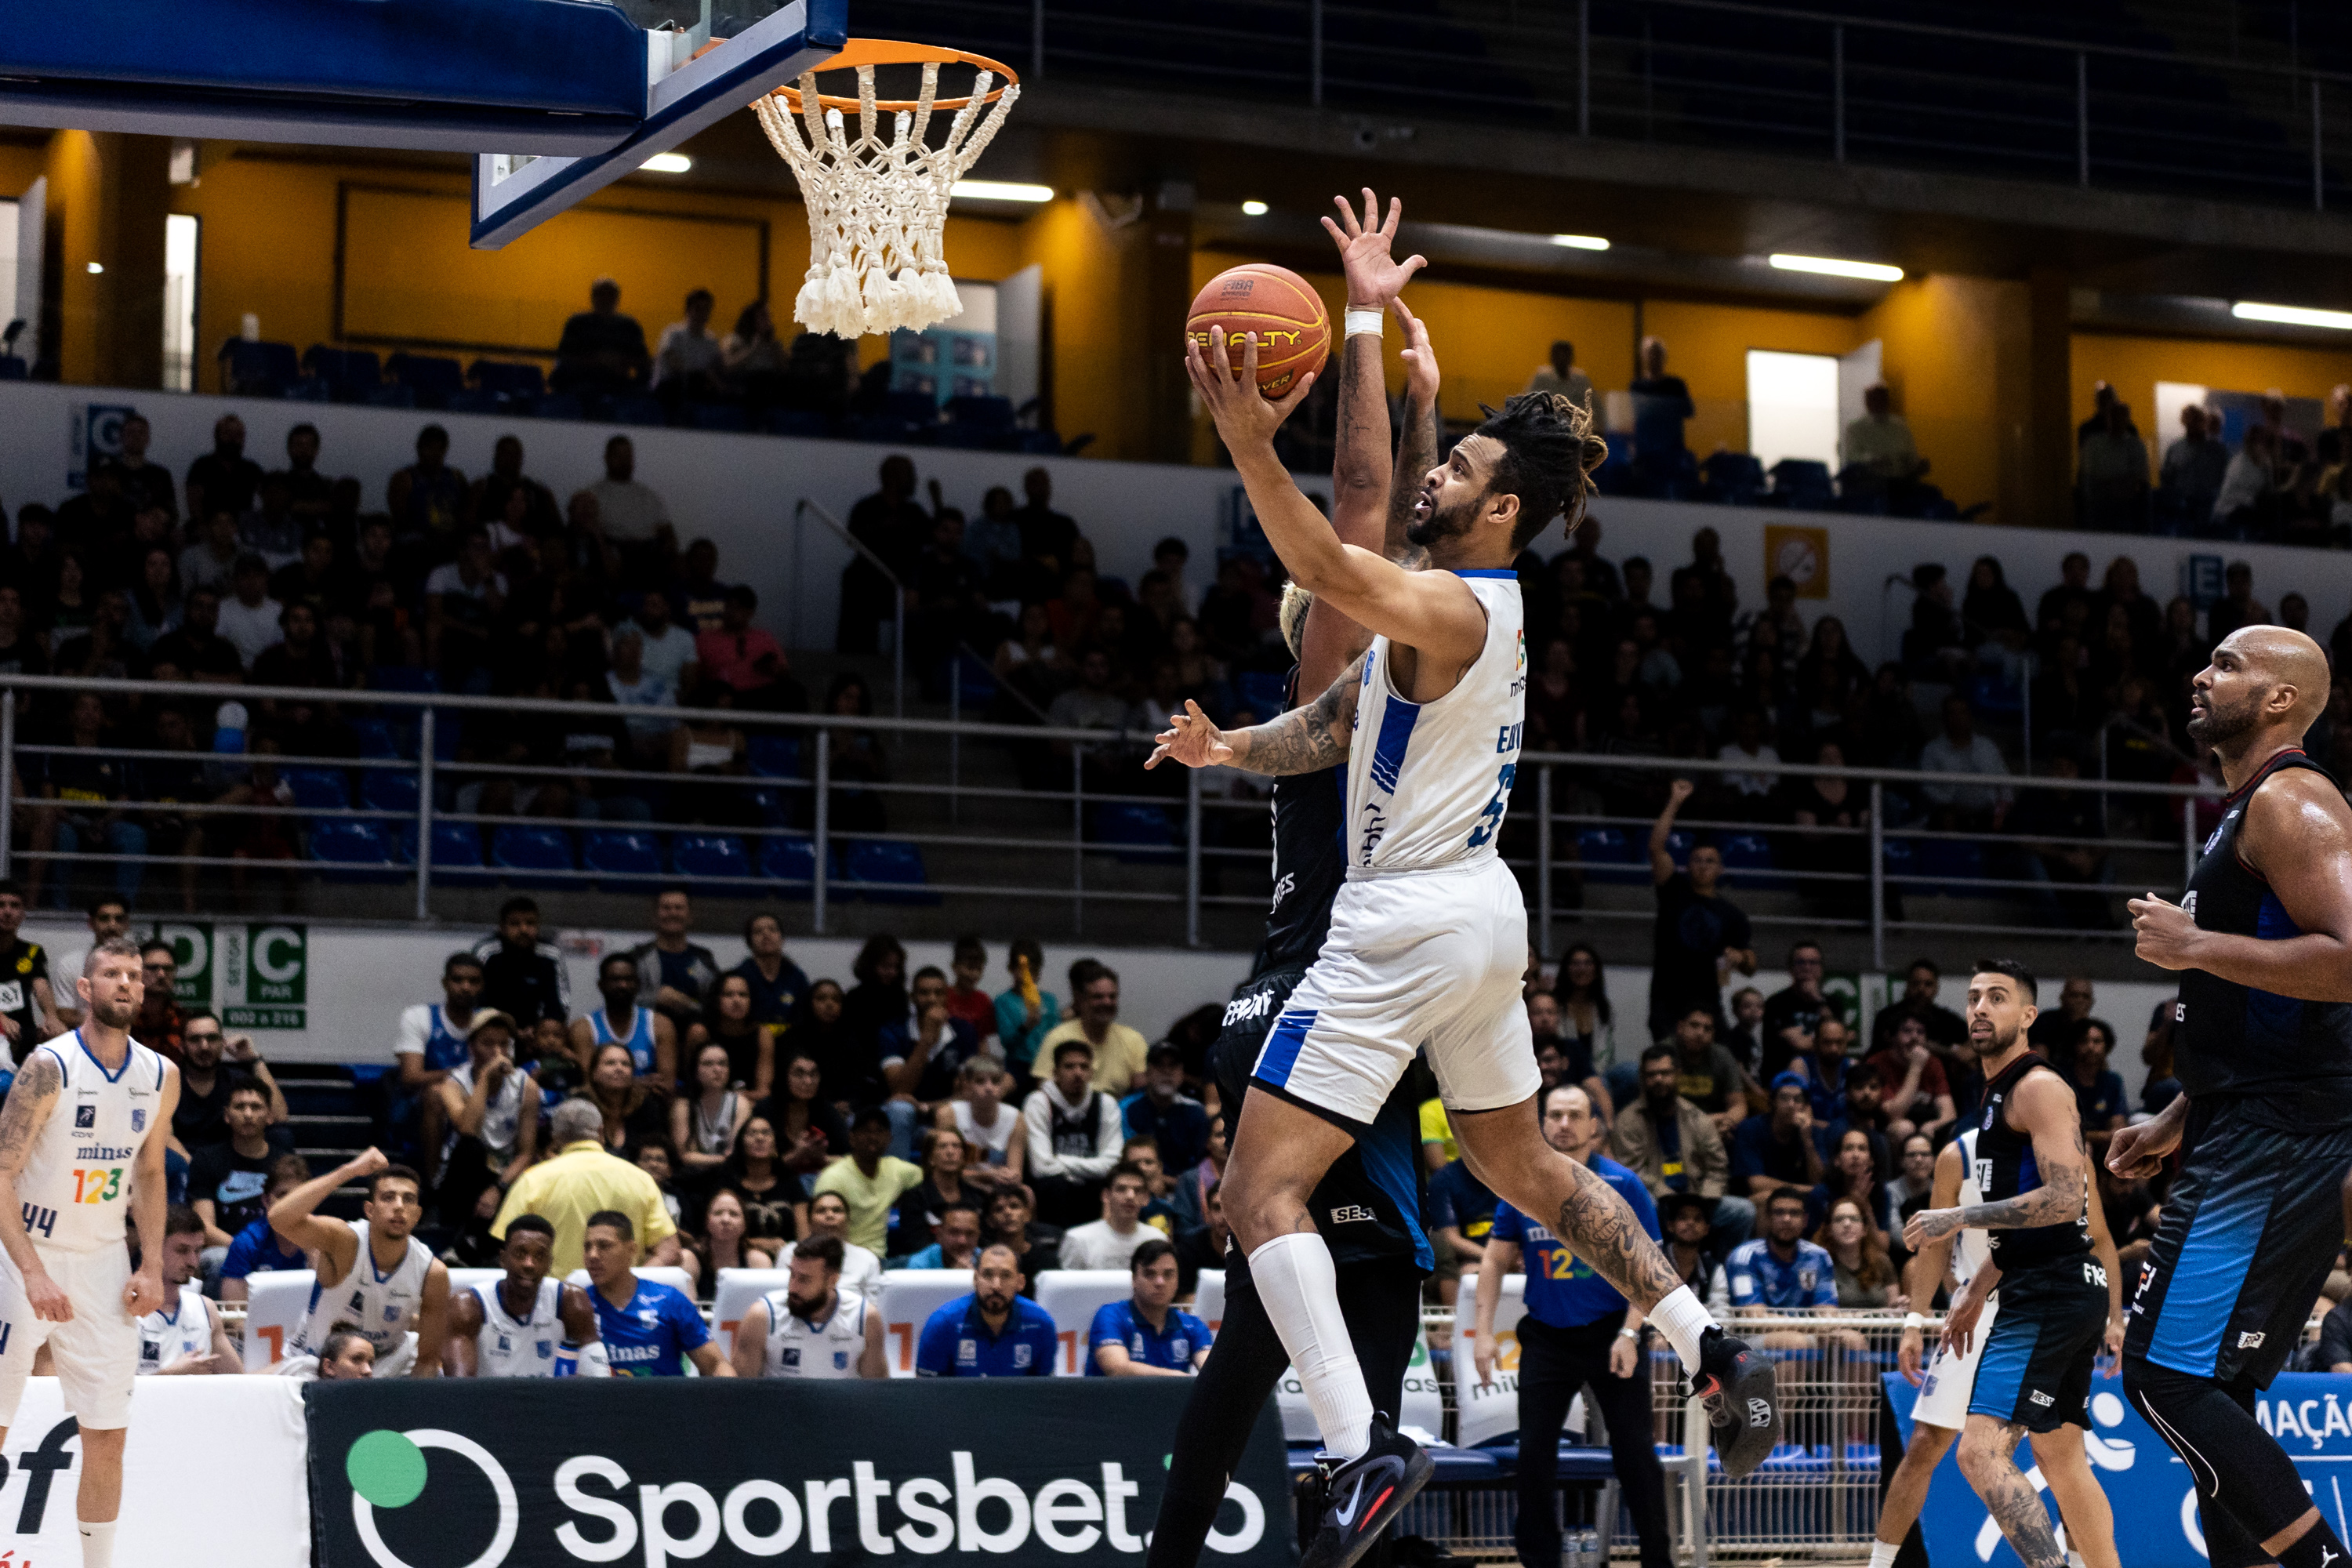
[1254,1008,1319,1089]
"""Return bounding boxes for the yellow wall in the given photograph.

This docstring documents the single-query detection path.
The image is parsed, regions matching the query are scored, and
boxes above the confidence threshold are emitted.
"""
[0,143,45,198]
[45,131,102,386]
[1636,299,1864,456]
[1860,274,2032,521]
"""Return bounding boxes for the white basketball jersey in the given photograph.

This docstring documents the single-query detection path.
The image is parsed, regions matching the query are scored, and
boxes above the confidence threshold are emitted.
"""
[18,1031,166,1253]
[762,1288,866,1378]
[1951,1127,1991,1290]
[440,1060,526,1166]
[136,1282,213,1375]
[292,1219,433,1357]
[473,1277,564,1377]
[1343,572,1525,873]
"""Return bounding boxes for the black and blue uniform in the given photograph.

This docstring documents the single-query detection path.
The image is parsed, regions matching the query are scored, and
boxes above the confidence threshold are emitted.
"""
[2120,747,2352,1568]
[1150,666,1430,1568]
[1964,1049,2107,1432]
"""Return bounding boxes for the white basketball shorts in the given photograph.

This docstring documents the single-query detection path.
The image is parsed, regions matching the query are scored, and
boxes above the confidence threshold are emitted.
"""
[1911,1291,2001,1432]
[1252,855,1537,1128]
[0,1242,137,1430]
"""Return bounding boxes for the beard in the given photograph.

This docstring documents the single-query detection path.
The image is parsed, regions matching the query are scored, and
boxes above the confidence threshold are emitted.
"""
[1405,489,1481,549]
[1978,1020,2021,1056]
[89,996,137,1029]
[786,1289,830,1322]
[2186,687,2265,749]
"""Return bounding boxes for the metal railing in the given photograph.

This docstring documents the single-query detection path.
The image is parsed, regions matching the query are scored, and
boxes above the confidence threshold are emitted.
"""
[0,671,2213,954]
[886,0,2352,212]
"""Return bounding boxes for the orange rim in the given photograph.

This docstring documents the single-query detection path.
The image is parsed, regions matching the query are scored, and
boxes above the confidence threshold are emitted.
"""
[767,38,1020,114]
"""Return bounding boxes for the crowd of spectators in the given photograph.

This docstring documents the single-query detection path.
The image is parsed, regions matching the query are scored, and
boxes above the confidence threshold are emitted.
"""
[2084,382,2352,543]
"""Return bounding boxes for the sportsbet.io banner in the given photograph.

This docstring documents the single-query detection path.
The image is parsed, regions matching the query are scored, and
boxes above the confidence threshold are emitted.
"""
[307,1377,1292,1568]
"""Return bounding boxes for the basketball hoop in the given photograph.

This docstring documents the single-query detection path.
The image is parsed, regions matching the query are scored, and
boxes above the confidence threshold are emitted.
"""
[753,40,1022,339]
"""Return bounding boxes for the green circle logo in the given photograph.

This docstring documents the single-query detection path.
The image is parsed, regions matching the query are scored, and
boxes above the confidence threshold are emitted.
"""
[347,1430,428,1509]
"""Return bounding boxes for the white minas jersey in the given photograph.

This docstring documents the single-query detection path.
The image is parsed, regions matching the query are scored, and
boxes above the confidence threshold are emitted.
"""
[761,1288,867,1378]
[137,1282,214,1374]
[1344,572,1526,873]
[1952,1127,1991,1290]
[474,1277,564,1377]
[18,1031,167,1253]
[292,1219,433,1358]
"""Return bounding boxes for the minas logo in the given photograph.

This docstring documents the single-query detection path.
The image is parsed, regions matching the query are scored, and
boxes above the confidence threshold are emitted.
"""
[343,1432,1267,1565]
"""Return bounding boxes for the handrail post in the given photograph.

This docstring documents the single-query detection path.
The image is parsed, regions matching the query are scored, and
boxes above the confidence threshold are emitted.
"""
[1869,780,1886,971]
[1030,0,1044,81]
[1577,0,1589,135]
[0,690,16,878]
[812,725,830,935]
[948,659,961,826]
[1831,24,1845,162]
[1185,767,1203,949]
[1537,764,1554,957]
[1072,744,1086,936]
[413,708,437,922]
[1309,0,1323,107]
[2077,50,2090,186]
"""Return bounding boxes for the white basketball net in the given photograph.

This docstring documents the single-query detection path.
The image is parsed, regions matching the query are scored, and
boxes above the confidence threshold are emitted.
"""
[754,62,1020,338]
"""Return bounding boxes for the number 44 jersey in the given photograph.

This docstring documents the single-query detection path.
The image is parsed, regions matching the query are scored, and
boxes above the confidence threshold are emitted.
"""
[19,1030,167,1252]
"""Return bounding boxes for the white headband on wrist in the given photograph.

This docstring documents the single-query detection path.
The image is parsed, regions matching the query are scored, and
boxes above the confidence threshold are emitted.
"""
[1342,307,1384,339]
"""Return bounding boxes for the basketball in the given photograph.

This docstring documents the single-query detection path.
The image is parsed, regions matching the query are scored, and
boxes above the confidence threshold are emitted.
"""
[1186,263,1330,398]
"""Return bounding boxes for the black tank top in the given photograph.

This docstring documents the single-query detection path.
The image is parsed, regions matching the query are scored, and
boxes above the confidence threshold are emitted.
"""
[2176,749,2352,1112]
[1975,1048,2089,1272]
[1048,1091,1103,1158]
[1254,666,1346,975]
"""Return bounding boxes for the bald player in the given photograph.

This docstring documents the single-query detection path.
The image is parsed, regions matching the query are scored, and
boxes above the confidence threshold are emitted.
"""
[2116,625,2352,1568]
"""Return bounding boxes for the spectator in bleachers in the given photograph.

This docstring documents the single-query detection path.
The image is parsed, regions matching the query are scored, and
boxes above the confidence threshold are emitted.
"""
[394,949,484,1103]
[786,1191,884,1303]
[959,484,1025,597]
[1024,1037,1124,1226]
[695,584,801,711]
[1715,707,1780,812]
[1791,1011,1856,1121]
[1012,466,1080,580]
[468,434,561,536]
[171,1006,288,1148]
[581,1041,673,1150]
[891,1128,980,1257]
[1553,943,1624,1103]
[310,1332,377,1381]
[1759,940,1835,1080]
[1123,1043,1210,1177]
[272,423,337,528]
[1887,1133,1937,1233]
[651,288,724,401]
[125,545,180,652]
[984,1185,1062,1288]
[713,1116,796,1247]
[753,1048,847,1189]
[1808,1123,1893,1240]
[1841,383,1928,487]
[1864,1012,1954,1142]
[794,976,884,1112]
[189,1076,289,1271]
[898,1199,984,1271]
[1660,1193,1726,1303]
[1813,1195,1902,1308]
[1629,335,1693,456]
[387,423,467,555]
[218,1154,310,1303]
[840,455,924,655]
[105,410,176,521]
[1119,1136,1185,1234]
[552,278,650,395]
[493,1098,681,1275]
[422,526,506,691]
[267,531,338,625]
[1526,338,1593,409]
[1612,1043,1752,1247]
[2096,554,2164,658]
[1731,1076,1824,1199]
[1172,1181,1227,1296]
[1724,1185,1837,1313]
[2206,559,2270,644]
[937,1056,1024,1194]
[1425,1143,1498,1306]
[2067,1018,2129,1160]
[1646,779,1756,1042]
[880,966,982,1122]
[470,895,568,1032]
[2036,553,2094,641]
[688,971,776,1097]
[731,911,808,1029]
[603,626,678,763]
[583,434,673,572]
[813,1106,924,1256]
[630,885,720,1035]
[2212,426,2280,535]
[686,1188,776,1290]
[427,1009,539,1235]
[1917,695,2010,829]
[184,414,262,525]
[214,553,283,672]
[1792,615,1869,735]
[1088,1238,1210,1375]
[1042,962,1149,1096]
[669,539,732,632]
[572,949,677,1086]
[2078,397,2150,529]
[915,1244,1057,1376]
[940,935,997,1042]
[1878,958,1967,1058]
[2161,405,2230,521]
[31,690,146,909]
[673,1040,756,1180]
[52,588,142,684]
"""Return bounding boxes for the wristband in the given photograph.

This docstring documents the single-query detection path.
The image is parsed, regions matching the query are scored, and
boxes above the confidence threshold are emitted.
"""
[1342,307,1384,339]
[1903,1312,1926,1332]
[1617,1327,1639,1340]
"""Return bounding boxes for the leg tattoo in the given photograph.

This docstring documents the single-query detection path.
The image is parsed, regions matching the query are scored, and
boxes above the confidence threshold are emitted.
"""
[1973,1423,2066,1568]
[1555,1156,1682,1309]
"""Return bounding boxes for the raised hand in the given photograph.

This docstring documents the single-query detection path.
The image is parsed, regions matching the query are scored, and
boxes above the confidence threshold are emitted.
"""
[1392,296,1440,410]
[1145,701,1236,771]
[1184,328,1316,455]
[1319,187,1427,307]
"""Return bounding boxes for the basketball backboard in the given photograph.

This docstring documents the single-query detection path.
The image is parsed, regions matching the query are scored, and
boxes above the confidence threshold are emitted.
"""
[0,0,847,249]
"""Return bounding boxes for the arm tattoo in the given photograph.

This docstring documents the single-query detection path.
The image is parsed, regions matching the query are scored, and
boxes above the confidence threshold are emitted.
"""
[1973,1421,2069,1568]
[1229,656,1363,776]
[1385,401,1439,562]
[0,1051,59,1171]
[1555,1157,1682,1310]
[1958,1123,2088,1231]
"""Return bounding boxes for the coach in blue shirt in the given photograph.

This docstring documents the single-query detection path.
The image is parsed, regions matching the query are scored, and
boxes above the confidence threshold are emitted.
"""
[916,1244,1058,1377]
[1087,1237,1212,1375]
[1472,1085,1672,1568]
[582,1210,732,1378]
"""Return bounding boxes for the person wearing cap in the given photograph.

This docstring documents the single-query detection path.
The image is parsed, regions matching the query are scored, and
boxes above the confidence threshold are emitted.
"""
[1658,1192,1730,1309]
[427,1009,540,1230]
[1120,1044,1209,1176]
[1729,1073,1824,1200]
[1610,1044,1754,1249]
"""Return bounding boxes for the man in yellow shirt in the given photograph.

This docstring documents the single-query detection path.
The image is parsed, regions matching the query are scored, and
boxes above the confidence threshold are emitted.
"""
[1039,963,1149,1097]
[811,1108,926,1255]
[490,1100,680,1275]
[1418,1099,1459,1171]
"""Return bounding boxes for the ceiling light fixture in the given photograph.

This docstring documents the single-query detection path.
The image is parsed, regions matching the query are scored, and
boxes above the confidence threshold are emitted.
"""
[1241,200,1269,216]
[85,261,103,274]
[2233,300,2352,330]
[1769,252,1903,282]
[639,152,691,173]
[1550,234,1609,251]
[952,180,1054,203]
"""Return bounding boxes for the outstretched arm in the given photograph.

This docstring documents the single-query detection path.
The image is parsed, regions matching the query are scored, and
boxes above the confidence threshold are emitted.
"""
[2133,771,2352,1000]
[1385,297,1442,564]
[1905,1075,2087,1245]
[1146,655,1363,776]
[270,1147,376,1284]
[1650,779,1694,883]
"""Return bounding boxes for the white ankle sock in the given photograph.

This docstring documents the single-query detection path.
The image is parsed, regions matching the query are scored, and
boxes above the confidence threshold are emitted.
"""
[1650,1283,1716,1371]
[1867,1542,1899,1568]
[80,1519,117,1568]
[1249,1232,1374,1460]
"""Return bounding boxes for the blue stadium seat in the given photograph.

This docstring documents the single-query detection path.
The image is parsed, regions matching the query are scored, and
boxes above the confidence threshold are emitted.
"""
[686,402,750,432]
[490,825,578,876]
[387,352,465,407]
[1920,838,1986,896]
[279,766,350,811]
[219,339,299,397]
[1969,670,2024,717]
[530,393,586,421]
[1700,451,1767,506]
[309,820,403,882]
[1879,836,1918,891]
[362,383,418,409]
[1233,671,1289,722]
[442,387,501,415]
[368,666,439,695]
[609,394,667,426]
[1717,830,1784,889]
[348,717,400,758]
[360,770,420,818]
[843,839,937,904]
[1092,803,1178,865]
[948,652,996,706]
[746,734,803,778]
[759,834,840,896]
[764,408,830,437]
[936,395,1018,449]
[404,821,491,887]
[301,345,381,401]
[469,360,546,401]
[580,829,663,883]
[671,832,753,891]
[1574,826,1644,883]
[1767,459,1836,511]
[0,357,26,381]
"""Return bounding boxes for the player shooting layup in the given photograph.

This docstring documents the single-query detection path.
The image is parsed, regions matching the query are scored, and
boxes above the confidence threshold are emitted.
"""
[1157,236,1779,1568]
[0,935,178,1568]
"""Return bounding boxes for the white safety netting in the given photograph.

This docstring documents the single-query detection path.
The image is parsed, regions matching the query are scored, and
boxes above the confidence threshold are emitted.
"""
[754,61,1020,338]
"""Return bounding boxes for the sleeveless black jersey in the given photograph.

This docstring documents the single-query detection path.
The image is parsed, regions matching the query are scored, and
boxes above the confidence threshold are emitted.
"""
[1974,1049,2089,1272]
[1253,666,1346,975]
[2175,749,2352,1112]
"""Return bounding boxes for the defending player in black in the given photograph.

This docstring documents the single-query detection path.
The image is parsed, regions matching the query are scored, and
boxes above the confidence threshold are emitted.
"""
[1902,962,2111,1568]
[1145,187,1439,1568]
[2114,626,2352,1568]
